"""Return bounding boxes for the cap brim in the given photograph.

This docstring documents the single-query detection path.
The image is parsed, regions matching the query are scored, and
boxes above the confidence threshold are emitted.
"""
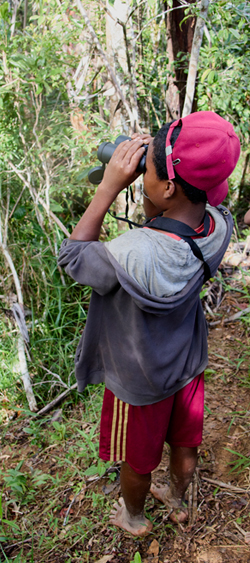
[206,179,228,207]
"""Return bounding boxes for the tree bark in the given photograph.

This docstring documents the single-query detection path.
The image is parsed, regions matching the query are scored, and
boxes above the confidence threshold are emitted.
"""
[182,0,210,117]
[164,0,196,120]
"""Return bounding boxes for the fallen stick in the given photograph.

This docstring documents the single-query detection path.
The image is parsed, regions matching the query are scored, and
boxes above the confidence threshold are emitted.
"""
[34,382,77,417]
[201,476,250,493]
[224,306,250,323]
[208,305,250,327]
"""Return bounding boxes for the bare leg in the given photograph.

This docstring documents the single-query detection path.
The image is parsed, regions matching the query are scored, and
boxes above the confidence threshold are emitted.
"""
[150,446,197,523]
[109,461,153,536]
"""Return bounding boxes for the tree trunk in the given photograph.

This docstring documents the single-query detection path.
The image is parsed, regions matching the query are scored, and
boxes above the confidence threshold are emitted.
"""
[182,0,210,117]
[164,0,196,120]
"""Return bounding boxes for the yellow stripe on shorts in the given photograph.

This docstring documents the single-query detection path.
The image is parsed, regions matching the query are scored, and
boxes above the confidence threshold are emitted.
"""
[110,396,129,462]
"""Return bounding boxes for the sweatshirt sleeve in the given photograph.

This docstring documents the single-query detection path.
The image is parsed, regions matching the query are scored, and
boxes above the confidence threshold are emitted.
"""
[58,239,119,295]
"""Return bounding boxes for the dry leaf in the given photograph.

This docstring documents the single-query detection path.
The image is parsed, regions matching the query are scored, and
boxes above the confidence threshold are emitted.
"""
[147,539,159,562]
[102,481,120,495]
[69,488,86,502]
[147,540,159,556]
[197,550,223,563]
[59,507,74,518]
[94,555,114,563]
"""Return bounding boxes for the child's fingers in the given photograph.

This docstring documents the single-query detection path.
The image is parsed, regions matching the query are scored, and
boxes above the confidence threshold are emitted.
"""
[131,133,153,145]
[111,138,144,165]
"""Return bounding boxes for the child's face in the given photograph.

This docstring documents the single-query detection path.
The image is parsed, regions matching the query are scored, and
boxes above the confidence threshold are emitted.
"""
[143,141,168,210]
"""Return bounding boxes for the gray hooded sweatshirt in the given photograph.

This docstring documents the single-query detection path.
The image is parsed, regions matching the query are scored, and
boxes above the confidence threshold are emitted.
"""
[58,205,233,406]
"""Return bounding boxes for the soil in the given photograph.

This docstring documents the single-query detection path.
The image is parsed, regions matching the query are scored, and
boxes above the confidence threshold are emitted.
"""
[1,290,250,563]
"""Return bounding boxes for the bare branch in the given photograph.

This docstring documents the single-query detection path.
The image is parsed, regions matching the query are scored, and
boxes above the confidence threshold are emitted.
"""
[34,383,78,418]
[75,0,135,127]
[0,224,38,411]
[7,161,70,237]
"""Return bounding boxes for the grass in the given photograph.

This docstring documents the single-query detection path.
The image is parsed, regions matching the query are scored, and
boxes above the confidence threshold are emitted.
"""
[0,385,117,562]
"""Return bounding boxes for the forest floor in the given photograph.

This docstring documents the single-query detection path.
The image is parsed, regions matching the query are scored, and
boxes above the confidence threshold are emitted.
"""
[1,284,250,563]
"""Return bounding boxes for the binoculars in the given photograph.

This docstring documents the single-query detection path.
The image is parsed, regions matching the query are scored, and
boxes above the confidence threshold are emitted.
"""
[88,135,148,185]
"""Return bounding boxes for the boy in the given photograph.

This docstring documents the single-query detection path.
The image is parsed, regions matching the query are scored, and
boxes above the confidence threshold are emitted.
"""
[58,111,240,536]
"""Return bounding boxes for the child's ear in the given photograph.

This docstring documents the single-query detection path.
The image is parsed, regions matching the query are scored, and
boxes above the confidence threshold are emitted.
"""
[164,180,176,199]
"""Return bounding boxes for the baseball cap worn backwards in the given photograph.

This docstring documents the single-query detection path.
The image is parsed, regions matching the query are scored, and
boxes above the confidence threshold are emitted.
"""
[165,111,241,206]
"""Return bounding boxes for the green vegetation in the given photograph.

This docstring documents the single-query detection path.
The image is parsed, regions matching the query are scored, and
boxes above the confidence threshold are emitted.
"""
[0,1,250,560]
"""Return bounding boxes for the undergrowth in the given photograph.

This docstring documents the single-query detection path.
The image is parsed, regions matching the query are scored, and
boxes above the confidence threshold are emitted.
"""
[0,385,118,562]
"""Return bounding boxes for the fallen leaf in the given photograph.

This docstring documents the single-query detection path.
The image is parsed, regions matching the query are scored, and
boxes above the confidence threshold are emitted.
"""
[94,555,114,563]
[59,507,74,518]
[102,481,120,495]
[197,550,223,563]
[69,488,86,502]
[147,540,159,557]
[147,539,159,562]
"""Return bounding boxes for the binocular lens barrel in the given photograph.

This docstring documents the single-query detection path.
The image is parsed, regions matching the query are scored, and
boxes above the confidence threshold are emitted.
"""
[88,135,147,184]
[97,135,131,164]
[97,142,117,164]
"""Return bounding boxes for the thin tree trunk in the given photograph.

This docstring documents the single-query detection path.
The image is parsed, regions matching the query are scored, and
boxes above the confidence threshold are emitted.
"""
[238,153,250,201]
[182,0,210,117]
[0,243,38,411]
[10,0,19,38]
[75,0,134,125]
[164,0,196,120]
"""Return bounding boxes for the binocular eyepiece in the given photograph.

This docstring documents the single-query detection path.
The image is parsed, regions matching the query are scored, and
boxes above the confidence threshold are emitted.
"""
[88,135,148,185]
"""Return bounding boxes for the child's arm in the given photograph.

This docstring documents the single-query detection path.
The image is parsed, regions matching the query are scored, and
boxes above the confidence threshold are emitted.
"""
[70,138,146,241]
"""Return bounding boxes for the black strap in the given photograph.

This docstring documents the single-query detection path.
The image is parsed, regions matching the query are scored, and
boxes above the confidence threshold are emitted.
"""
[108,186,139,229]
[144,213,212,282]
[108,191,211,282]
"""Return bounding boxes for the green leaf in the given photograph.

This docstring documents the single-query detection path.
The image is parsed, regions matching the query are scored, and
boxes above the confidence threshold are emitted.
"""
[9,55,30,71]
[13,206,26,220]
[0,2,9,22]
[50,201,64,213]
[200,69,211,83]
[2,519,20,530]
[108,0,115,5]
[35,84,43,96]
[207,70,215,84]
[229,28,240,40]
[133,553,142,563]
[84,465,98,476]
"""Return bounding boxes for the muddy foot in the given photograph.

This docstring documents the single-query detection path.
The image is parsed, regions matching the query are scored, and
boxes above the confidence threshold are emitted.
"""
[150,483,188,524]
[109,497,153,536]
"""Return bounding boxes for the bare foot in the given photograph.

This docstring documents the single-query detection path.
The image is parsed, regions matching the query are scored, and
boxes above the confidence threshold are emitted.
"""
[109,497,153,536]
[150,483,188,523]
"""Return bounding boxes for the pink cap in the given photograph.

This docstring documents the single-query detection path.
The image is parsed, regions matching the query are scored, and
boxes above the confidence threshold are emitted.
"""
[165,111,241,206]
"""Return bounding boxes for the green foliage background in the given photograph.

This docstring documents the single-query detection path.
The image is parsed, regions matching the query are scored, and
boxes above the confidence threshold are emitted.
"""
[0,0,249,414]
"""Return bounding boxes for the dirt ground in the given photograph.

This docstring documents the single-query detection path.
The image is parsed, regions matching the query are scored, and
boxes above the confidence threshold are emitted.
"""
[1,292,250,563]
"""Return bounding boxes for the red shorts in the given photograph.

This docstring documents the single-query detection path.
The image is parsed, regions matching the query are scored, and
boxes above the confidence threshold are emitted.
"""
[99,373,204,474]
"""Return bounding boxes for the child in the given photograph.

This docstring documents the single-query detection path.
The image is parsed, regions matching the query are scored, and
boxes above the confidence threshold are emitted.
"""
[58,111,240,536]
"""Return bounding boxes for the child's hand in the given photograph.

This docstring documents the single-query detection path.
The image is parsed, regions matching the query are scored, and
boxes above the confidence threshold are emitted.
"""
[131,132,153,145]
[99,138,146,198]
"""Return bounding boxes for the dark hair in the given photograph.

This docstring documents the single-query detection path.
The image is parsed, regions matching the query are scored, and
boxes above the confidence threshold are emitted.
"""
[152,122,207,205]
